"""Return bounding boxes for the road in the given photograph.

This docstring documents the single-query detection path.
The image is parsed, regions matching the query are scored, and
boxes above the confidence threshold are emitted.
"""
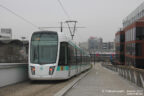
[65,63,143,96]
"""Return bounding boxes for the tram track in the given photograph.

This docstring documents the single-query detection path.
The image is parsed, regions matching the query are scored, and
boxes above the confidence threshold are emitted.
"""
[0,70,90,96]
[0,80,68,96]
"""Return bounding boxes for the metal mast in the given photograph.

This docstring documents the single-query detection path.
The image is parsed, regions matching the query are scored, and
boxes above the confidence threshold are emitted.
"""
[65,20,78,40]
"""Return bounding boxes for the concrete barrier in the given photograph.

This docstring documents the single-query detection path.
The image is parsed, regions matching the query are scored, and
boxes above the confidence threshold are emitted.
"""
[0,63,28,87]
[102,63,144,88]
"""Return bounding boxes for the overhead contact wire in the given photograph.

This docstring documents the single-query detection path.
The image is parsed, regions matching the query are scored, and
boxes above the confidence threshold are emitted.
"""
[0,4,39,29]
[57,0,71,19]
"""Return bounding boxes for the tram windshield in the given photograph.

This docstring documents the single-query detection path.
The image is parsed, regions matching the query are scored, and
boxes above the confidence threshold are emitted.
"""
[30,32,58,64]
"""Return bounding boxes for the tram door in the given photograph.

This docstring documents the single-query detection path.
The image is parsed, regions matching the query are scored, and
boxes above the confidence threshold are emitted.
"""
[65,43,70,77]
[68,45,71,77]
[59,42,69,76]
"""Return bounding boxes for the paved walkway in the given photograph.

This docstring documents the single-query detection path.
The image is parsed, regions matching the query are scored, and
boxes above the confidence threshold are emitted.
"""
[65,63,143,96]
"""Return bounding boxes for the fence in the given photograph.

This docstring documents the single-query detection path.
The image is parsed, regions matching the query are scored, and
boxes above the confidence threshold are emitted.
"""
[102,63,144,88]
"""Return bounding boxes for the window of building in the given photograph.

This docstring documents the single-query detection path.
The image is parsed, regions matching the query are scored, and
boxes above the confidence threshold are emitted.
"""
[136,43,142,56]
[136,27,144,40]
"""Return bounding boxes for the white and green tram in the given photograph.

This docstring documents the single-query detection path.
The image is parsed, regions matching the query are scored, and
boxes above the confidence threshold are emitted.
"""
[29,31,91,80]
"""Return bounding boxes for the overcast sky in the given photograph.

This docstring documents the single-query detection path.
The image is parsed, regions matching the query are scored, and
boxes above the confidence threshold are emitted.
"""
[0,0,144,42]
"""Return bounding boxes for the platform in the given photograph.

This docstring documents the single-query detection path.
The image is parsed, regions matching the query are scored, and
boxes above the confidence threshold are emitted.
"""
[64,63,143,96]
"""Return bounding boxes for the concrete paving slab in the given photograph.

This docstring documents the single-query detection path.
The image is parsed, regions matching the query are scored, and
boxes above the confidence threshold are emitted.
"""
[54,70,90,96]
[64,63,143,96]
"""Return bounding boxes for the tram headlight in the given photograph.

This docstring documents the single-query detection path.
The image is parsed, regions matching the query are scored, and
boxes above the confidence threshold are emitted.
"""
[31,66,35,75]
[49,66,55,75]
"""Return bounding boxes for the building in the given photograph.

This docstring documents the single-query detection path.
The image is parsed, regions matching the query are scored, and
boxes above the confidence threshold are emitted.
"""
[124,21,144,68]
[0,28,12,40]
[115,30,125,65]
[115,2,144,68]
[79,42,88,50]
[102,42,115,51]
[88,37,103,52]
[88,36,115,53]
[123,2,144,68]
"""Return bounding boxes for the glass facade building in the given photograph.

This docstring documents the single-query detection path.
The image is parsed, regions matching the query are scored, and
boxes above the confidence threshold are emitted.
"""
[115,2,144,68]
[115,30,125,65]
[124,21,144,68]
[115,21,144,68]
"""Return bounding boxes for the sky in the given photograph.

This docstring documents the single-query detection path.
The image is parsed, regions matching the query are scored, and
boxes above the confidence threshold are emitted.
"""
[0,0,144,43]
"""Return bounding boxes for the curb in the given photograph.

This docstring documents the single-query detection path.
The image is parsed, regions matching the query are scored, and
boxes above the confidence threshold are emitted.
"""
[54,70,90,96]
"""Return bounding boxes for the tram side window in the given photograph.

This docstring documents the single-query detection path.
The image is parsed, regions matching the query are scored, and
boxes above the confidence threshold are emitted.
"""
[81,53,84,65]
[76,50,81,65]
[58,42,68,66]
[74,48,77,64]
[68,44,75,65]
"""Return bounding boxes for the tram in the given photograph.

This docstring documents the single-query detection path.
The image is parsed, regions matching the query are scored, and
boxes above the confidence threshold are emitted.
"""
[28,31,91,80]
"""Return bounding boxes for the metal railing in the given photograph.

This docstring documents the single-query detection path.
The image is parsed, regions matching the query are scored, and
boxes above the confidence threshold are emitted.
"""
[102,63,144,88]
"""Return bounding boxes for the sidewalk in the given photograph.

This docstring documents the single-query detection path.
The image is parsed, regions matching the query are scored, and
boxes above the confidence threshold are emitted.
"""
[65,63,143,96]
